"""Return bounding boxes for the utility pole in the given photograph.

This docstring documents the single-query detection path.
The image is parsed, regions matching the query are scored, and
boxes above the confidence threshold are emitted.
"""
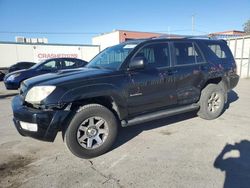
[192,14,195,35]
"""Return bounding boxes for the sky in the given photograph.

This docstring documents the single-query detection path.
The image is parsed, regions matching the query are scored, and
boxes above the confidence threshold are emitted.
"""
[0,0,249,44]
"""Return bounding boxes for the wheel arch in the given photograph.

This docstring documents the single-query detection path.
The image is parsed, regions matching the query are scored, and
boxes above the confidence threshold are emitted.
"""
[59,83,128,118]
[201,76,229,103]
[71,95,122,121]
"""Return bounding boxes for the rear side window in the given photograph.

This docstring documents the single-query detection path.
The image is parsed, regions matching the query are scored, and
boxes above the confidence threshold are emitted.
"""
[207,44,226,58]
[203,41,234,61]
[63,60,78,69]
[77,60,86,67]
[23,63,32,68]
[173,42,205,66]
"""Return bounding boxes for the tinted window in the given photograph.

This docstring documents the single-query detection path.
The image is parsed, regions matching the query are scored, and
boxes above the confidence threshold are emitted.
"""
[40,60,59,70]
[204,41,233,61]
[63,60,78,69]
[134,43,170,68]
[23,63,33,68]
[208,45,226,58]
[77,60,87,67]
[173,42,204,65]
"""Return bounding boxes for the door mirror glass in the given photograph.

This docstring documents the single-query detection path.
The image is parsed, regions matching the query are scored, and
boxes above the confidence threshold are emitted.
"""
[129,57,145,70]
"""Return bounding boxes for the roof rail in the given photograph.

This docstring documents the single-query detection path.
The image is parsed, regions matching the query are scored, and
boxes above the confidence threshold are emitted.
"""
[154,34,219,40]
[154,34,184,39]
[184,35,219,40]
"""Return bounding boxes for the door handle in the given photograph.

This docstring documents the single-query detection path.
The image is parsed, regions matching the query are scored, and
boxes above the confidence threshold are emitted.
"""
[201,65,209,71]
[166,69,177,75]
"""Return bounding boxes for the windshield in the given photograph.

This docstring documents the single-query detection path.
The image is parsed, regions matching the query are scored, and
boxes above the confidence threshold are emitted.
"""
[87,43,138,70]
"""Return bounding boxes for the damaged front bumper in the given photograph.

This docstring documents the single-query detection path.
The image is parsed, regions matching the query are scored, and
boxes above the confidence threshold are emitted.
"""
[12,95,71,142]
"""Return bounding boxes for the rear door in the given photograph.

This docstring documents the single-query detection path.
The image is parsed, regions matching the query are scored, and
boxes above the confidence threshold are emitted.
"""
[127,42,177,116]
[171,40,207,105]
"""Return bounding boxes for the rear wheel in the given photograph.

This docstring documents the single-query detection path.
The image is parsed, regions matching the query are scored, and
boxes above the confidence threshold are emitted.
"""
[64,104,118,158]
[198,84,225,120]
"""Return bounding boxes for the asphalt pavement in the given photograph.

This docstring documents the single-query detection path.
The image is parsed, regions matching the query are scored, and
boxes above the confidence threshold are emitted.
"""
[0,80,250,188]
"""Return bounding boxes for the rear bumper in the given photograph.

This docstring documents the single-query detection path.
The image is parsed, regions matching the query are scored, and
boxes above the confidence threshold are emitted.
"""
[228,74,239,90]
[12,95,71,142]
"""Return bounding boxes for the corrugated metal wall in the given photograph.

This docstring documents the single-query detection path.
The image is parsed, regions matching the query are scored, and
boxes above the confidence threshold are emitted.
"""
[226,35,250,78]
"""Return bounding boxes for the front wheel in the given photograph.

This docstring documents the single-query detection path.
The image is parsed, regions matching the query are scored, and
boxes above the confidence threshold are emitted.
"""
[64,104,118,158]
[197,84,226,120]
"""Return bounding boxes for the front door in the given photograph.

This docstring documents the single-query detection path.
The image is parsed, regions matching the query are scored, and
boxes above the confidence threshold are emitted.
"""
[126,42,177,116]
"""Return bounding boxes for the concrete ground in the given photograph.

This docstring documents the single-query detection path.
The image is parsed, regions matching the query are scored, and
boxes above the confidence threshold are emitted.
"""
[0,80,250,188]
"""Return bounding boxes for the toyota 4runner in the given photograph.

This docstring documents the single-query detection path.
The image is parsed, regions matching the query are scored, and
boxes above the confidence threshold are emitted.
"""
[11,37,239,158]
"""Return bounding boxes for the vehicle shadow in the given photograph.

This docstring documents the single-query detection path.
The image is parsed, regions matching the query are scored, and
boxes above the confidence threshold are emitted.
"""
[224,90,239,110]
[112,111,197,150]
[0,93,18,99]
[214,140,250,188]
[112,90,239,151]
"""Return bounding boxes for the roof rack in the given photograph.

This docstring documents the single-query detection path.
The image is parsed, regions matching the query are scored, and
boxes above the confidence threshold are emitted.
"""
[184,35,218,40]
[154,34,183,39]
[154,34,219,40]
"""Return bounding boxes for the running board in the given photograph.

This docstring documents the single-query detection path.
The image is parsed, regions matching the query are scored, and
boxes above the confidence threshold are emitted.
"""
[121,104,199,127]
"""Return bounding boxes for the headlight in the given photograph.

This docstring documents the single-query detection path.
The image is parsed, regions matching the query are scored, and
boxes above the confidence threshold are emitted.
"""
[25,86,56,104]
[7,73,20,81]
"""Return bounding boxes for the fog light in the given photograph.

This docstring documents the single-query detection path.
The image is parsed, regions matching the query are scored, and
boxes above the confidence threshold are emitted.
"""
[20,121,38,132]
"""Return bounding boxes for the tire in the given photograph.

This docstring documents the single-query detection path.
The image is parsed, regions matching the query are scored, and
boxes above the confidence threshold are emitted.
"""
[64,104,118,159]
[0,71,5,81]
[197,84,225,120]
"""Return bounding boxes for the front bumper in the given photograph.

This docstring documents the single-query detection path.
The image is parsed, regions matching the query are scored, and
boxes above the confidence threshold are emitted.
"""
[4,80,19,90]
[12,95,71,142]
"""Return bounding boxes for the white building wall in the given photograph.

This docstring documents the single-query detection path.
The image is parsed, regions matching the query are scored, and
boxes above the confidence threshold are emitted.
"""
[16,45,35,61]
[80,46,100,61]
[0,43,100,68]
[92,31,120,51]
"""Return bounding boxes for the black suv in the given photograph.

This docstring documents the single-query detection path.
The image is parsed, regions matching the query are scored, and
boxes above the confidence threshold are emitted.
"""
[11,37,239,158]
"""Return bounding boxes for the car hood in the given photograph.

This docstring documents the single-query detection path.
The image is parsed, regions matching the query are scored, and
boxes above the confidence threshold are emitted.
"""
[23,67,114,88]
[5,69,29,77]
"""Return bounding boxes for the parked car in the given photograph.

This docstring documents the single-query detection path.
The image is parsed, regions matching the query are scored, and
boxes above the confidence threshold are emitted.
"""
[8,62,36,73]
[11,37,239,158]
[1,62,35,81]
[4,58,88,89]
[0,71,5,81]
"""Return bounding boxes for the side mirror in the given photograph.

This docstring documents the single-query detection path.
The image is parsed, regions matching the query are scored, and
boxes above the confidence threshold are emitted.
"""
[129,57,145,70]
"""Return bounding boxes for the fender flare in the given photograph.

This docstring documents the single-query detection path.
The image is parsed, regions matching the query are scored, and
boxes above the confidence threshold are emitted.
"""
[59,83,128,119]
